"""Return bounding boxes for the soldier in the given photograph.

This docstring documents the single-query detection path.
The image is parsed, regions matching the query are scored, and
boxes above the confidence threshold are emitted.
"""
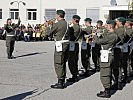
[94,20,117,98]
[67,15,81,82]
[112,17,126,90]
[80,18,92,77]
[124,19,133,83]
[46,10,69,89]
[4,17,21,59]
[92,20,103,72]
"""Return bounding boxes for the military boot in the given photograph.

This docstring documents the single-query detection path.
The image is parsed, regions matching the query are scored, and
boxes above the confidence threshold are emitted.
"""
[51,79,65,89]
[67,75,78,82]
[97,88,111,98]
[126,77,131,83]
[80,70,90,77]
[111,82,122,90]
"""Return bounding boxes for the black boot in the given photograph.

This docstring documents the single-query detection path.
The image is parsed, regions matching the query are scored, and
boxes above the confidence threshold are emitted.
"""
[11,55,16,59]
[126,77,131,83]
[67,75,78,82]
[111,83,122,90]
[8,56,12,59]
[97,88,111,98]
[96,66,100,72]
[80,70,90,77]
[8,55,16,59]
[93,66,100,72]
[51,79,65,89]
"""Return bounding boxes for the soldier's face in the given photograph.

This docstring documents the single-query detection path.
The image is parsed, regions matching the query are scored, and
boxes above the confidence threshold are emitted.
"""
[7,20,12,25]
[124,22,129,27]
[96,23,102,28]
[116,20,122,27]
[85,22,90,26]
[107,24,111,30]
[56,14,60,20]
[72,19,76,24]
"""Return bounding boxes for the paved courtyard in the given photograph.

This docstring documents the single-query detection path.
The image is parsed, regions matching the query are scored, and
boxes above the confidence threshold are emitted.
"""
[0,40,133,100]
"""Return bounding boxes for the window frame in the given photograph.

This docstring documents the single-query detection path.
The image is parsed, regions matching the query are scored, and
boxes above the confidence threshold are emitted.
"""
[65,9,77,22]
[0,9,2,20]
[27,9,37,21]
[45,9,56,20]
[86,8,100,23]
[10,9,19,20]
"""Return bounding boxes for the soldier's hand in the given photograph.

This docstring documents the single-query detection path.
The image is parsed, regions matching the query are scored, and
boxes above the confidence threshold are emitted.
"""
[44,22,48,27]
[18,16,20,20]
[92,32,96,36]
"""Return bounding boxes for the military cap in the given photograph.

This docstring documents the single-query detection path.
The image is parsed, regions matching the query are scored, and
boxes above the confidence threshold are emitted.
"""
[106,20,116,25]
[116,17,126,23]
[73,15,81,20]
[126,18,133,22]
[56,10,65,15]
[7,18,11,21]
[97,20,103,24]
[84,18,92,22]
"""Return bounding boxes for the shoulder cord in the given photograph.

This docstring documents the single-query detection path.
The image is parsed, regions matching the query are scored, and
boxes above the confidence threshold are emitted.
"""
[62,23,68,40]
[75,25,82,41]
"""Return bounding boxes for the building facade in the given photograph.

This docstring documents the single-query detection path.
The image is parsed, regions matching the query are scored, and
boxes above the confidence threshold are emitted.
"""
[0,0,132,27]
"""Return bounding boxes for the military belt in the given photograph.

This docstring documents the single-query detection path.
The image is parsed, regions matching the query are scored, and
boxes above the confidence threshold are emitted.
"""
[6,34,15,37]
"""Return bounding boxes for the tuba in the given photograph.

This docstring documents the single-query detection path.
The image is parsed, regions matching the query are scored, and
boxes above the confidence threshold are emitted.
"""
[40,18,56,39]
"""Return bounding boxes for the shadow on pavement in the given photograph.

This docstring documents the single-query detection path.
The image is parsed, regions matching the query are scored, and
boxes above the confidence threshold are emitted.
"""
[1,89,38,100]
[110,83,126,95]
[110,73,133,95]
[65,69,97,87]
[15,52,47,58]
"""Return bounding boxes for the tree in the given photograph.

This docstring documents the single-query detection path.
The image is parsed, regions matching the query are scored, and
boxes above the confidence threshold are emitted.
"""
[129,1,133,18]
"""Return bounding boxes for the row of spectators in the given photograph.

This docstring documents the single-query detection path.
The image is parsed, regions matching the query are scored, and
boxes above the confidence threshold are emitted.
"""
[0,24,52,42]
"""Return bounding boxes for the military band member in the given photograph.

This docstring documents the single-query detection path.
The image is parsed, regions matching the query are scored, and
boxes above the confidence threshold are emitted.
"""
[93,20,117,98]
[80,18,92,77]
[92,20,103,72]
[112,17,126,90]
[67,15,81,82]
[46,10,69,89]
[4,17,21,59]
[124,19,133,82]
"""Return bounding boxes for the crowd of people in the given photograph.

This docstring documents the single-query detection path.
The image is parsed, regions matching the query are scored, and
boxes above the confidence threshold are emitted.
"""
[2,9,133,98]
[0,23,53,41]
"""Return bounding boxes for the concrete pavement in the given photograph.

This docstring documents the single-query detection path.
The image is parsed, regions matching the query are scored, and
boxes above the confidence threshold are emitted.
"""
[0,40,133,100]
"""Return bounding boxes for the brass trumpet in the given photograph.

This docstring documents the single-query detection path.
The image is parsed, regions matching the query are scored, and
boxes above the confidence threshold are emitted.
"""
[39,17,56,39]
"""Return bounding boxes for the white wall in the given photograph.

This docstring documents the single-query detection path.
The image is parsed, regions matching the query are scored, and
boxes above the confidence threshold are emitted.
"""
[0,0,129,27]
[116,0,129,5]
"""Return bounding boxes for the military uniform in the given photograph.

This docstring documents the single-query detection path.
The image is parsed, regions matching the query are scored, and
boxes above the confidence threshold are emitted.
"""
[80,18,92,76]
[125,19,133,80]
[113,17,126,88]
[47,10,69,89]
[67,15,81,82]
[4,18,21,59]
[92,27,106,72]
[81,26,92,71]
[68,24,80,78]
[49,20,68,78]
[96,20,118,98]
[122,27,133,82]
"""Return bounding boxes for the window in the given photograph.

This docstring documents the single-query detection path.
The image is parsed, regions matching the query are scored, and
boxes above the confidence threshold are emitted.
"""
[86,9,99,23]
[45,9,56,20]
[65,9,77,22]
[10,9,19,20]
[0,9,2,19]
[27,9,37,20]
